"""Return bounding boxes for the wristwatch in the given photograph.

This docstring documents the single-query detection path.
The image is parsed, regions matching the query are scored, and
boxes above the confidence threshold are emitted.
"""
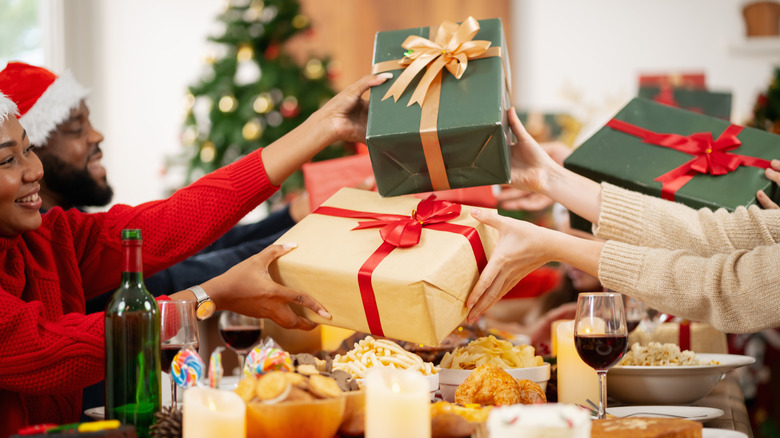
[187,285,215,320]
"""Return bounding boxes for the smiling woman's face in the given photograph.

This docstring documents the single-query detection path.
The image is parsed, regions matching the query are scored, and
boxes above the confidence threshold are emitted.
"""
[0,116,43,236]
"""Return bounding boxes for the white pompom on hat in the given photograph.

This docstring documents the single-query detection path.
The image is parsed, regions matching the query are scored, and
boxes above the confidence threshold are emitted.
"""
[0,92,19,123]
[0,62,89,146]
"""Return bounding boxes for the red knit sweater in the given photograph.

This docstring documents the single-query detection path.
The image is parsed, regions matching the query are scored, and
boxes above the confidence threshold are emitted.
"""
[0,149,276,437]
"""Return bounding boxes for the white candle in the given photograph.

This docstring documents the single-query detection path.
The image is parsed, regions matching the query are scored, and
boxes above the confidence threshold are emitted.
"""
[365,368,431,438]
[556,320,599,406]
[183,387,245,438]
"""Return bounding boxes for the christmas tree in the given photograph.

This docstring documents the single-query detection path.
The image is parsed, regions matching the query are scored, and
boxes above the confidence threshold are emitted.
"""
[750,67,780,134]
[179,0,344,198]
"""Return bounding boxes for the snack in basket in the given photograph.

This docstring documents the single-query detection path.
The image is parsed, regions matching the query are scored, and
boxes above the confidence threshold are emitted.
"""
[486,403,591,438]
[430,401,492,438]
[619,342,717,366]
[332,336,437,378]
[591,417,702,438]
[440,335,543,370]
[455,363,546,406]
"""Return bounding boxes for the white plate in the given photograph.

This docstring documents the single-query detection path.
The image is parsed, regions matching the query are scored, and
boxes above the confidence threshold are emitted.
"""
[606,406,724,422]
[702,428,748,438]
[84,406,104,420]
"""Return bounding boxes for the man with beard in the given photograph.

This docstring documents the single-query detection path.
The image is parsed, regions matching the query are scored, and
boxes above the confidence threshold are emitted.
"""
[0,62,305,305]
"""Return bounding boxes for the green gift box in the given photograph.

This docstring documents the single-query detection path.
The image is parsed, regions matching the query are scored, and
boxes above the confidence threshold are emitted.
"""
[366,17,512,197]
[564,97,780,231]
[638,86,732,120]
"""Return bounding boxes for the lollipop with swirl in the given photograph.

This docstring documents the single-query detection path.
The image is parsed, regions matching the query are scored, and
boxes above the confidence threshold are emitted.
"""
[172,344,204,390]
[243,338,293,378]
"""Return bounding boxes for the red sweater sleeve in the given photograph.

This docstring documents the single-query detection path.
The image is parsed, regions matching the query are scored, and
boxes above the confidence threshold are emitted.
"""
[75,148,277,298]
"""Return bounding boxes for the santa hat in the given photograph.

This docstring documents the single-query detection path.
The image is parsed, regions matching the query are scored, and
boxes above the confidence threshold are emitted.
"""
[0,62,89,146]
[0,93,19,123]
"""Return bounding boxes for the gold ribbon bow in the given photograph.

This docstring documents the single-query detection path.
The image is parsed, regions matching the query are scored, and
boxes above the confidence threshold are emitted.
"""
[382,16,492,107]
[371,17,505,191]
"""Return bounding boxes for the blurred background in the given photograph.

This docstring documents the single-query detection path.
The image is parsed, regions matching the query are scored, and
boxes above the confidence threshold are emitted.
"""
[1,0,777,211]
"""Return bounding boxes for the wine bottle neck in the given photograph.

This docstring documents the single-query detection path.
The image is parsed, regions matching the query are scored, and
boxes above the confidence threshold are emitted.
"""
[121,239,143,275]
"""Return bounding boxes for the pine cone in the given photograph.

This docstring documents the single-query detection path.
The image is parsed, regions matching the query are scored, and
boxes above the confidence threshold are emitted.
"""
[150,406,182,438]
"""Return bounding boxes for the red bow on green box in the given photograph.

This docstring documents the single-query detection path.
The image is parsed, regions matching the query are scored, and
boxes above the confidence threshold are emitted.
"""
[607,118,772,201]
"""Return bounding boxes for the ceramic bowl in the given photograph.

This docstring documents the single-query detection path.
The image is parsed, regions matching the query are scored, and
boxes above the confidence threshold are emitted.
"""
[608,353,754,405]
[438,363,550,402]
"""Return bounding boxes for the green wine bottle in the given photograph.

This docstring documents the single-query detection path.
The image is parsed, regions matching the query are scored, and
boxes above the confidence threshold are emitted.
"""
[105,229,161,438]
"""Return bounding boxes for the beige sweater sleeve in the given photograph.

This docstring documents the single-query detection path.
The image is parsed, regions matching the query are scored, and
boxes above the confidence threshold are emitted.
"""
[594,183,780,333]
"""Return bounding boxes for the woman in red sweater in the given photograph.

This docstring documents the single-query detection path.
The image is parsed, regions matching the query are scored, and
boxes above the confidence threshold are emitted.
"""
[0,73,390,436]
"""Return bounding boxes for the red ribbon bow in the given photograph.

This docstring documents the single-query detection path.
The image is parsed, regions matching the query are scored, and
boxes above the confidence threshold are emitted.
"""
[314,195,486,337]
[606,118,771,200]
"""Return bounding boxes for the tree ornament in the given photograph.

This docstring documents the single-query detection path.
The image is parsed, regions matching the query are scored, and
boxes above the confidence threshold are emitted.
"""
[280,96,300,118]
[253,93,273,113]
[242,118,264,141]
[292,14,309,29]
[218,94,238,112]
[304,58,324,80]
[236,44,254,62]
[200,141,216,163]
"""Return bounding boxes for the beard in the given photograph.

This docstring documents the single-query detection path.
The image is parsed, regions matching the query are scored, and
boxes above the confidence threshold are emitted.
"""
[40,153,114,207]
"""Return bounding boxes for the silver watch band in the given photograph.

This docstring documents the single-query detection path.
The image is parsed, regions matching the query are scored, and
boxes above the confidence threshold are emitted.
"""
[187,284,209,303]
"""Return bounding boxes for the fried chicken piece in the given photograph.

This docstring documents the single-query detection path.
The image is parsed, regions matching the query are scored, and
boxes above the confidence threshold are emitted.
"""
[455,363,522,406]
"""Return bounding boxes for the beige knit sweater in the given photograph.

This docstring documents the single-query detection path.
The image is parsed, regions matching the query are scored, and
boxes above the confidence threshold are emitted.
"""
[594,183,780,334]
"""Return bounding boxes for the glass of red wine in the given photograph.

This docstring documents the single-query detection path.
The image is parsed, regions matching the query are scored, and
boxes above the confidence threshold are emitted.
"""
[218,311,263,376]
[624,295,647,333]
[159,300,199,409]
[574,292,628,419]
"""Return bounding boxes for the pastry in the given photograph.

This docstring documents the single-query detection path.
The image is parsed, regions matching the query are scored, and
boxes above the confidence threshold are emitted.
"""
[455,363,546,406]
[455,363,522,406]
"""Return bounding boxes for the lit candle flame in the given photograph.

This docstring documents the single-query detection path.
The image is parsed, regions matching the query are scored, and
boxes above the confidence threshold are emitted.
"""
[208,396,217,411]
[391,381,401,393]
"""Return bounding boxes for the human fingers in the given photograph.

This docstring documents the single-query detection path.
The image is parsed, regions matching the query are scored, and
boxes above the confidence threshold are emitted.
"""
[469,207,507,229]
[344,73,392,97]
[466,275,511,324]
[265,304,319,331]
[508,107,532,140]
[757,189,779,209]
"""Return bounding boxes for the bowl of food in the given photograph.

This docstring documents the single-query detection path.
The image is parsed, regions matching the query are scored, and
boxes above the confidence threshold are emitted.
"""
[608,342,755,405]
[237,371,347,438]
[438,336,549,402]
[334,336,439,399]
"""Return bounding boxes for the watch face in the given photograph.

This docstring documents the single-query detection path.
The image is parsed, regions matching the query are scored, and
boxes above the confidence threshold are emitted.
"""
[196,300,216,320]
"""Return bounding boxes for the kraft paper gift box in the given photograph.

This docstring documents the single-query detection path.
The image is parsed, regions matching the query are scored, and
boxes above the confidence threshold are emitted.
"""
[638,86,733,120]
[564,97,780,232]
[366,17,512,197]
[268,187,498,346]
[302,153,498,211]
[629,321,728,354]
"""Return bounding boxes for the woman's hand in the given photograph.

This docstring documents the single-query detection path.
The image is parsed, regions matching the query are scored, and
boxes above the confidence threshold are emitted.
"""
[202,244,330,330]
[506,109,564,195]
[317,73,393,144]
[758,159,780,209]
[465,209,553,324]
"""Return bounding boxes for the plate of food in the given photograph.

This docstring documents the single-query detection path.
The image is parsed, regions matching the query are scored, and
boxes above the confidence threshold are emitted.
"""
[608,342,755,405]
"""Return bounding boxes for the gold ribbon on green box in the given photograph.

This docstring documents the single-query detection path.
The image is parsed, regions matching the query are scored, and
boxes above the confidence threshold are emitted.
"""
[371,16,506,191]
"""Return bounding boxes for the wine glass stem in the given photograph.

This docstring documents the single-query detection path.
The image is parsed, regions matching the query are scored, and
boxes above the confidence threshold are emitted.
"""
[169,373,178,410]
[597,371,608,419]
[236,353,246,377]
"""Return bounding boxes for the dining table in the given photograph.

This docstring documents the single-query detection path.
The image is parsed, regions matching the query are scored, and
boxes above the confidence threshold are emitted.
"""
[696,374,754,437]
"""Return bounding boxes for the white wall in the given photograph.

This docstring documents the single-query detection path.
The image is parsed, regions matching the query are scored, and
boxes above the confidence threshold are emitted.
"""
[61,0,780,206]
[512,0,780,144]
